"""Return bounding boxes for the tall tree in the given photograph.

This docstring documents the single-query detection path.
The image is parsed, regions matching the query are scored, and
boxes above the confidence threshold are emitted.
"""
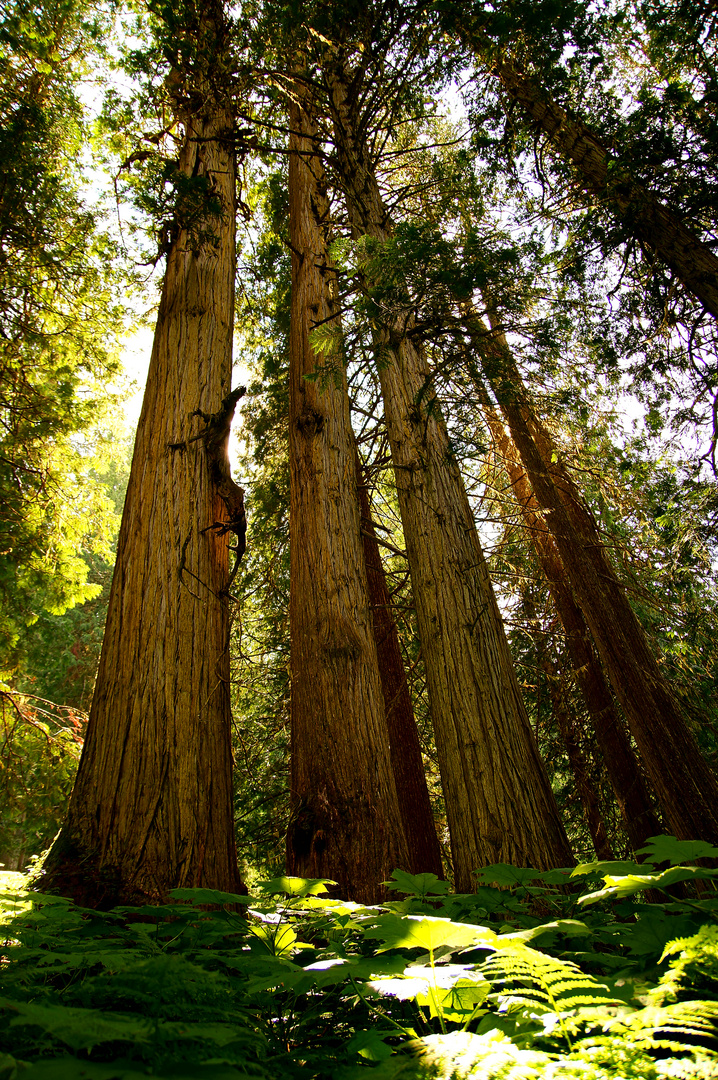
[479,394,662,855]
[468,310,718,847]
[446,4,718,323]
[286,86,410,902]
[41,0,244,905]
[355,448,444,878]
[320,42,573,888]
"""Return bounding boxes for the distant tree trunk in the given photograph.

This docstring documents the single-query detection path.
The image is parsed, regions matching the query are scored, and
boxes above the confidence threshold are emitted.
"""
[325,58,573,890]
[41,2,243,906]
[458,25,718,321]
[468,311,718,846]
[355,448,444,878]
[540,650,614,861]
[479,395,662,854]
[285,92,409,903]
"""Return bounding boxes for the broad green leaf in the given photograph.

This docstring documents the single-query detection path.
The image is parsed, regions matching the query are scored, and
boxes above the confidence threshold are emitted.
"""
[248,921,297,957]
[256,876,336,897]
[416,978,490,1021]
[384,870,451,897]
[347,1030,394,1062]
[473,864,545,887]
[572,860,645,879]
[0,999,152,1052]
[580,865,718,904]
[364,914,495,953]
[635,835,718,866]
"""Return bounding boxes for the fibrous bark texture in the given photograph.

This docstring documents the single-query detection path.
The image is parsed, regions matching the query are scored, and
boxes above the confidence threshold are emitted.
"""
[286,94,409,904]
[42,5,242,906]
[355,449,444,878]
[470,313,718,846]
[479,395,661,855]
[326,58,573,891]
[541,653,614,861]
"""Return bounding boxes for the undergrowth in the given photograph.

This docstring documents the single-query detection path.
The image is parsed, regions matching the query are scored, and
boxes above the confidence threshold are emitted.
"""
[2,835,718,1079]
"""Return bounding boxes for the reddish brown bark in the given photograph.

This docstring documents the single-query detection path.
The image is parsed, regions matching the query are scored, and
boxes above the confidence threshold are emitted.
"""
[286,92,409,903]
[469,313,718,846]
[325,57,574,889]
[41,2,242,906]
[541,654,614,861]
[481,397,662,854]
[355,449,444,879]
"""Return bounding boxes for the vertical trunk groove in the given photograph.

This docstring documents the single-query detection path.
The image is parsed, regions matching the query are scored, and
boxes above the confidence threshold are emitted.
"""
[469,312,718,845]
[540,651,614,861]
[479,394,662,854]
[42,4,242,905]
[326,58,573,890]
[355,448,444,878]
[286,92,409,903]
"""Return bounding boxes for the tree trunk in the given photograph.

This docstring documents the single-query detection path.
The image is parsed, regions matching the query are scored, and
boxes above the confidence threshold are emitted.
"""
[540,651,614,861]
[286,94,409,904]
[325,59,573,890]
[41,3,242,906]
[468,312,718,846]
[355,448,444,878]
[460,25,718,322]
[479,395,662,855]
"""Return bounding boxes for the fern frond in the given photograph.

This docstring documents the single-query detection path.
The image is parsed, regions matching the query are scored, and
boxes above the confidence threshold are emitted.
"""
[480,944,622,1016]
[605,999,718,1057]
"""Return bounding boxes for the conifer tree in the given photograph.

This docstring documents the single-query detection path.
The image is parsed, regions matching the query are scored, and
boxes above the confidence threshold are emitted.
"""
[320,42,573,888]
[42,0,244,905]
[285,82,410,901]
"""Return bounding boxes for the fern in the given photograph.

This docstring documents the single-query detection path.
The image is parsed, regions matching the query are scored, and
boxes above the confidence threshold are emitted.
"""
[480,945,621,1016]
[654,925,718,1003]
[595,999,718,1057]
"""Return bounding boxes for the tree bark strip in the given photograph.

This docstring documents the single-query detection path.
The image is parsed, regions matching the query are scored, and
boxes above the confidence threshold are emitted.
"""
[286,91,409,903]
[355,447,444,878]
[479,394,662,855]
[540,652,614,861]
[42,2,242,905]
[468,312,718,846]
[325,57,573,890]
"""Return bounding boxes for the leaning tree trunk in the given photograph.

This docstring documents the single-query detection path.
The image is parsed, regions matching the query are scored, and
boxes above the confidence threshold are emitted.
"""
[286,92,409,903]
[325,58,573,890]
[41,2,243,906]
[468,311,718,846]
[479,393,662,855]
[355,448,444,878]
[539,648,614,861]
[456,21,718,322]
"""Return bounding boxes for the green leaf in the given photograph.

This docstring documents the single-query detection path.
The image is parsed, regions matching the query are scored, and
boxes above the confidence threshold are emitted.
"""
[347,1030,394,1062]
[169,888,252,905]
[248,921,297,957]
[384,871,451,897]
[364,914,495,953]
[580,865,718,905]
[635,835,718,866]
[256,876,336,897]
[0,999,152,1052]
[474,864,546,887]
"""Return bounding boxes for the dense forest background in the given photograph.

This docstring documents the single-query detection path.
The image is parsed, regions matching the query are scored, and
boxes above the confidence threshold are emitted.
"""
[1,0,718,893]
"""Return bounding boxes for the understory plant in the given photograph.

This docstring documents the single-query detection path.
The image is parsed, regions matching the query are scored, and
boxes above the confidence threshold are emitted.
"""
[1,835,718,1079]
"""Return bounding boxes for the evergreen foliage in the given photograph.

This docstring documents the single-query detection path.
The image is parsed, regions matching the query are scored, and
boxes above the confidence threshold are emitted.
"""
[0,0,130,676]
